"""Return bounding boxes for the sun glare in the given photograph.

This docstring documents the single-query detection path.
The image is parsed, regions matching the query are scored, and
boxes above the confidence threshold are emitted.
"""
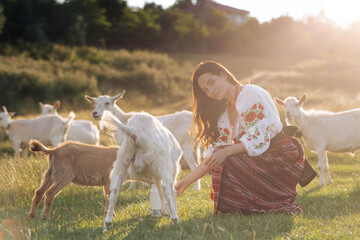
[217,0,360,29]
[323,1,360,28]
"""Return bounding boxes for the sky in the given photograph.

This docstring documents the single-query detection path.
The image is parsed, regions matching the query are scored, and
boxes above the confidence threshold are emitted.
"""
[127,0,360,29]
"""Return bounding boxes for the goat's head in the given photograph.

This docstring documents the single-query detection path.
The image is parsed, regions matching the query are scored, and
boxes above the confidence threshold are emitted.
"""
[40,101,60,116]
[85,91,125,120]
[0,106,15,129]
[274,94,307,125]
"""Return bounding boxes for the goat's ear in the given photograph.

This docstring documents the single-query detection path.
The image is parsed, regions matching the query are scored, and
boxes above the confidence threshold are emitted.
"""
[85,95,95,103]
[9,112,15,117]
[54,101,61,109]
[299,94,307,105]
[2,106,8,113]
[112,90,125,103]
[274,97,285,106]
[39,102,44,108]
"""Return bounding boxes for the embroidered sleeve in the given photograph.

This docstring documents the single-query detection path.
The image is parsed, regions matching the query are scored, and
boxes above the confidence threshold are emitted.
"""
[214,127,231,144]
[204,127,231,158]
[239,102,270,156]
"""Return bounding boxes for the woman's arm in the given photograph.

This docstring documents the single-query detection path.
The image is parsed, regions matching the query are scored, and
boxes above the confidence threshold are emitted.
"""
[203,142,246,168]
[175,142,246,196]
[175,161,211,196]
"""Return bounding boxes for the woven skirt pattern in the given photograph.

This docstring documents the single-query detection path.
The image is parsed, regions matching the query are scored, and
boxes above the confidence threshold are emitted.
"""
[211,136,305,214]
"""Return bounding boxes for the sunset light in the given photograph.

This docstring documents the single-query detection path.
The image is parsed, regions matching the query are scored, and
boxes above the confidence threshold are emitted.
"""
[128,0,360,29]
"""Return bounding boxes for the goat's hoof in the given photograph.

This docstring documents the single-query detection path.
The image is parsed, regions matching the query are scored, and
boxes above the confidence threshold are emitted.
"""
[28,212,35,218]
[171,218,180,224]
[41,213,49,220]
[103,222,112,233]
[150,209,162,217]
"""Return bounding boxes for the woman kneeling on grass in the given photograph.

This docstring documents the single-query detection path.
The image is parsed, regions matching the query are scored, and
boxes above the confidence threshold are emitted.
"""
[175,61,316,214]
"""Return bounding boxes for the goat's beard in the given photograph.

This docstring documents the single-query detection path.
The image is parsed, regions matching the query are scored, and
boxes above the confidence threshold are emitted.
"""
[286,117,296,126]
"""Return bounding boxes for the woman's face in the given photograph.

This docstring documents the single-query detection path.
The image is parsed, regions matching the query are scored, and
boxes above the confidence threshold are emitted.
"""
[197,72,230,101]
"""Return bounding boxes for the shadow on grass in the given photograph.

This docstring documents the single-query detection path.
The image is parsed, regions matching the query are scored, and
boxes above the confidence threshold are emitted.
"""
[114,211,295,240]
[297,185,360,219]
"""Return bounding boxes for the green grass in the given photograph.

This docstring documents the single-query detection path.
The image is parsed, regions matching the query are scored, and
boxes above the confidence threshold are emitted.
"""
[1,149,360,239]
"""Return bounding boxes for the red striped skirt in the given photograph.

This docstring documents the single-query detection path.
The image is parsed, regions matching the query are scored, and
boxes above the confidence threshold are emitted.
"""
[211,136,305,214]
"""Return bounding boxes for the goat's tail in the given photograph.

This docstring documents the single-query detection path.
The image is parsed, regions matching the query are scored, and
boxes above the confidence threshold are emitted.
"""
[29,139,52,155]
[100,110,135,136]
[65,111,76,125]
[63,111,76,139]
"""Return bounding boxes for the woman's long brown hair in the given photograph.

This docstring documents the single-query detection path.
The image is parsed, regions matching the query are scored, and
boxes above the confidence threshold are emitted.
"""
[191,61,240,148]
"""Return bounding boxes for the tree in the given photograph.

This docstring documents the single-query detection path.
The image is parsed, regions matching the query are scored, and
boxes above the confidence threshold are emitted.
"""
[172,0,193,10]
[64,0,110,46]
[0,0,48,44]
[0,4,5,35]
[114,7,161,49]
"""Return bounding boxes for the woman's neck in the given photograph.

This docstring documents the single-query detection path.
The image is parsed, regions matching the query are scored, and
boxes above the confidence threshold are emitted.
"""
[226,84,241,106]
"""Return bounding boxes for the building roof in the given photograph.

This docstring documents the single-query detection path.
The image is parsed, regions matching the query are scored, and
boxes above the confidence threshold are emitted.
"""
[187,1,249,15]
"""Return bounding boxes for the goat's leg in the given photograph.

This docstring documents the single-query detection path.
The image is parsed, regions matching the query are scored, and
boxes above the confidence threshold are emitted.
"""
[181,143,201,191]
[103,183,110,214]
[127,181,136,190]
[28,169,53,218]
[103,169,127,232]
[153,178,167,214]
[41,180,69,219]
[12,141,21,158]
[324,152,332,184]
[21,147,28,159]
[317,149,328,186]
[161,182,179,224]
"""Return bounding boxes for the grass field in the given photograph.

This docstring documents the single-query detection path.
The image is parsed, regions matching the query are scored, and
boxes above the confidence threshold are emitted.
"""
[1,53,360,239]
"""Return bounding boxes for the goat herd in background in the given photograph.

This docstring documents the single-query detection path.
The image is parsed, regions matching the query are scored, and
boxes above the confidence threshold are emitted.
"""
[1,89,360,232]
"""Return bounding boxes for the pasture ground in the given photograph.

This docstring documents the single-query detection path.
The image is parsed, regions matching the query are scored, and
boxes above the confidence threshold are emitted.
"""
[1,53,360,239]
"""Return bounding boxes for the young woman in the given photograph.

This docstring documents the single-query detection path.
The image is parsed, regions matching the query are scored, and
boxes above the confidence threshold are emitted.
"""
[175,61,313,214]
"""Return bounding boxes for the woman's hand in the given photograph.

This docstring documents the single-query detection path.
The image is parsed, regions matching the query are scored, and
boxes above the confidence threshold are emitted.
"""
[204,148,230,168]
[175,181,186,196]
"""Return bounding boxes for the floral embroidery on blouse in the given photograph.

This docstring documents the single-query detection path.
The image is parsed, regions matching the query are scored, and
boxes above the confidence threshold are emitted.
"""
[215,127,231,144]
[215,127,246,144]
[240,102,270,149]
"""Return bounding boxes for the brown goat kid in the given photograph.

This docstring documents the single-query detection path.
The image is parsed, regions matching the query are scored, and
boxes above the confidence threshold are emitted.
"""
[28,139,118,219]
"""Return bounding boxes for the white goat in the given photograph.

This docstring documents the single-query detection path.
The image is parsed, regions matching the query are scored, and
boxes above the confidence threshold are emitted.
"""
[0,106,15,137]
[274,94,360,186]
[28,139,119,219]
[100,110,182,232]
[85,90,201,190]
[40,101,100,145]
[0,108,75,158]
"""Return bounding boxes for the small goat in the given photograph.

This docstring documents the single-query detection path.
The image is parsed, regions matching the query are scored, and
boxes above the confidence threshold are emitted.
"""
[85,90,201,190]
[274,94,360,186]
[40,101,100,145]
[0,108,75,158]
[100,110,182,232]
[28,140,119,219]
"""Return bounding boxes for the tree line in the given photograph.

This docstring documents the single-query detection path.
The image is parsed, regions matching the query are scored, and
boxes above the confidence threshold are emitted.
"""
[0,0,359,57]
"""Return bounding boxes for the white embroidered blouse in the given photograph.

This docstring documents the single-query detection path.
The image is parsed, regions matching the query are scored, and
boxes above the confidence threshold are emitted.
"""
[204,84,283,157]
